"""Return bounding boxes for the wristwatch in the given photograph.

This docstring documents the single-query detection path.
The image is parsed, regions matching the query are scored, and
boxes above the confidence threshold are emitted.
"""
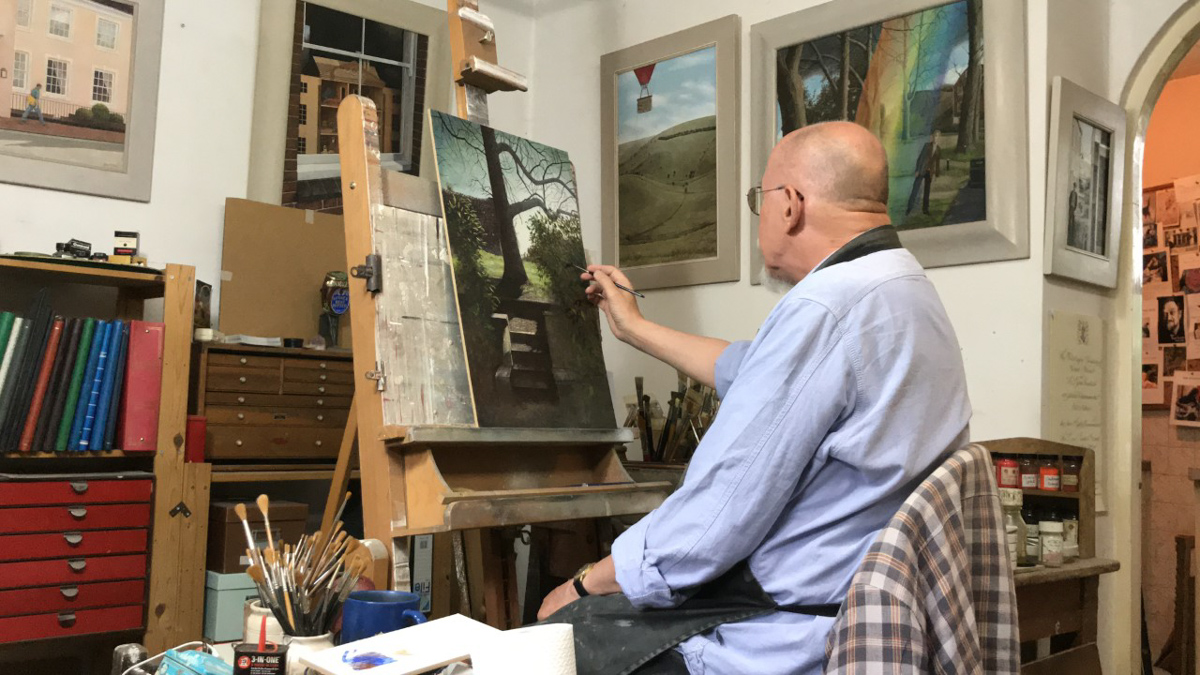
[573,562,596,597]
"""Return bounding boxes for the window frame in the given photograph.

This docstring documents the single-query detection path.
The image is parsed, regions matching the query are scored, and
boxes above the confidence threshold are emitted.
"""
[92,68,116,104]
[96,17,120,50]
[12,51,31,91]
[298,102,308,126]
[48,3,73,39]
[45,57,70,97]
[16,0,33,28]
[297,137,307,154]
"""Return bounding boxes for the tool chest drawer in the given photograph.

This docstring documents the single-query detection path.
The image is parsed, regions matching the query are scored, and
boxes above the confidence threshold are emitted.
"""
[206,367,283,394]
[0,554,147,589]
[207,426,343,460]
[0,529,148,562]
[0,604,144,644]
[205,392,353,409]
[0,579,145,617]
[0,503,152,534]
[205,406,349,428]
[0,473,153,507]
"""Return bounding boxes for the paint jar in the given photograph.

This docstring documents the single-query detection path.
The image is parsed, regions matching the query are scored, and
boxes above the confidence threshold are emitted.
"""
[1022,504,1041,563]
[1039,521,1064,567]
[1062,457,1081,493]
[1063,508,1080,562]
[995,455,1019,489]
[999,488,1026,567]
[1019,456,1039,489]
[1038,456,1061,491]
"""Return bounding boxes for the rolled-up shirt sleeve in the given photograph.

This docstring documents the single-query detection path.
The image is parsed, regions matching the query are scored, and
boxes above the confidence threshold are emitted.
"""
[612,298,855,608]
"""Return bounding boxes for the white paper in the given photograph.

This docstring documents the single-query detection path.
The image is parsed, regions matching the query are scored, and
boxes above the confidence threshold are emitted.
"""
[471,624,577,675]
[1175,174,1200,204]
[1043,311,1104,501]
[299,614,500,675]
[1144,304,1160,352]
[1171,371,1200,427]
[1144,345,1164,405]
[1188,295,1200,361]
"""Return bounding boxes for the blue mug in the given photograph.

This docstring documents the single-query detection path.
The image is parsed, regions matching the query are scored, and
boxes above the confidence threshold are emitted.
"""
[340,590,427,644]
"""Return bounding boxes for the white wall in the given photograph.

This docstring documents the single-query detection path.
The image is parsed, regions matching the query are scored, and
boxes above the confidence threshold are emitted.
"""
[0,0,537,323]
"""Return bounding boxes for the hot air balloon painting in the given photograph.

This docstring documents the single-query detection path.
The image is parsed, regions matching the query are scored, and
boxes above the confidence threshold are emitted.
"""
[774,0,984,232]
[615,46,719,269]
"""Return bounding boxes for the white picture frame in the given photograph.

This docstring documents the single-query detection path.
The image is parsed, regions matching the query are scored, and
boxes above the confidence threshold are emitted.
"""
[1044,76,1127,288]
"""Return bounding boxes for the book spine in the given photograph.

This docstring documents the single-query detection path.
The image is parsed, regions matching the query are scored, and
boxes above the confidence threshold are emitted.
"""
[0,312,15,358]
[0,319,30,446]
[88,320,124,452]
[68,321,107,452]
[76,322,113,452]
[35,317,80,452]
[102,323,129,452]
[56,318,96,453]
[18,318,64,452]
[119,321,165,453]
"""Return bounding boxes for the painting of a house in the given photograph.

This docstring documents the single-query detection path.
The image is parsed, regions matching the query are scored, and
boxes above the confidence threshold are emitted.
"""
[430,110,615,429]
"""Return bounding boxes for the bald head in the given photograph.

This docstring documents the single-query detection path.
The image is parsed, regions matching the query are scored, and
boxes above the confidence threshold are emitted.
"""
[767,121,889,212]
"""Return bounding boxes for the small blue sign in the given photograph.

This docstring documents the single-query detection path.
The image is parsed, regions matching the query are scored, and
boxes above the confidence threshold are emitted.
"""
[331,288,350,315]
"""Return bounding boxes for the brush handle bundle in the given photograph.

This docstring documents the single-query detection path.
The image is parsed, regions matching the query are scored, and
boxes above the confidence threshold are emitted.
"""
[239,492,367,637]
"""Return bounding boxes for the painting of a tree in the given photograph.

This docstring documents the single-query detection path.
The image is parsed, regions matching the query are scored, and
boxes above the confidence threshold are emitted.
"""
[774,0,984,231]
[430,111,614,429]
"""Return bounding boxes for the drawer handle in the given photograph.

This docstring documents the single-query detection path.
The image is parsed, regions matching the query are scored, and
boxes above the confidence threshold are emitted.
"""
[67,559,87,572]
[320,374,327,381]
[68,507,87,519]
[63,532,84,546]
[318,386,326,393]
[60,586,79,599]
[235,440,244,447]
[320,362,327,369]
[57,612,77,628]
[237,396,246,404]
[317,414,325,422]
[317,399,324,406]
[315,440,323,447]
[239,376,247,384]
[237,413,245,421]
[240,357,248,365]
[69,481,89,494]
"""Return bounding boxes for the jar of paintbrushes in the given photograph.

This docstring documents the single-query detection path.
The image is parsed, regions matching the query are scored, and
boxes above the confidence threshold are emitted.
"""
[234,493,369,674]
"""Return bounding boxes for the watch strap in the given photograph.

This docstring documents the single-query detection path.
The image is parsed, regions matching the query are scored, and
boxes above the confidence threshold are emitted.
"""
[572,576,589,598]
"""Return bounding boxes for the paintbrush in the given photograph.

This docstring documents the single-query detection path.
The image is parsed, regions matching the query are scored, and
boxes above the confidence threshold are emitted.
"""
[256,494,276,556]
[234,503,263,569]
[568,264,645,298]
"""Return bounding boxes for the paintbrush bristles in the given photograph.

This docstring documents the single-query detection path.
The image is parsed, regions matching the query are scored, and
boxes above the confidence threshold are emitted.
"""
[257,494,276,554]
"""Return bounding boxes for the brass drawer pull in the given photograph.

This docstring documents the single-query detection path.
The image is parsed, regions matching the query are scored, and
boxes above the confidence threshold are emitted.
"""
[315,440,323,447]
[317,399,324,406]
[320,374,327,381]
[235,440,244,447]
[237,396,246,404]
[239,376,247,384]
[318,386,326,393]
[320,363,327,369]
[240,357,248,365]
[237,413,245,421]
[317,414,325,422]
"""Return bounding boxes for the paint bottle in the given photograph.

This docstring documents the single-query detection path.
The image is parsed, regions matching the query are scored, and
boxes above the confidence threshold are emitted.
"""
[1022,503,1041,563]
[1038,456,1061,491]
[1019,455,1039,490]
[1061,457,1081,493]
[1039,521,1065,567]
[999,488,1027,567]
[995,455,1019,489]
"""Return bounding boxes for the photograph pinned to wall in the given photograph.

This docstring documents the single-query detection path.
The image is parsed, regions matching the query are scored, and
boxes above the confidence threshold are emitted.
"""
[428,110,616,429]
[600,16,741,290]
[1145,219,1160,249]
[1044,78,1126,287]
[1160,295,1187,345]
[1143,345,1163,405]
[1164,345,1188,378]
[1144,249,1170,289]
[1158,187,1181,225]
[750,0,1030,277]
[1165,220,1198,253]
[1179,251,1200,294]
[1188,294,1200,360]
[1144,303,1158,350]
[0,0,164,200]
[1171,372,1200,427]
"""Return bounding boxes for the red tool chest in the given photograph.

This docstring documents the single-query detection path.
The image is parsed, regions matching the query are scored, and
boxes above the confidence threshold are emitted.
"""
[0,472,153,644]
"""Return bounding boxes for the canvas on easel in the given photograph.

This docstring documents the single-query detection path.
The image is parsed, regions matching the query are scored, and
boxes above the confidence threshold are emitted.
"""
[429,110,616,429]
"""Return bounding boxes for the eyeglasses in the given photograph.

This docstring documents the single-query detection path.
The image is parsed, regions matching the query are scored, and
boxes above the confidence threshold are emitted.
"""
[746,185,792,216]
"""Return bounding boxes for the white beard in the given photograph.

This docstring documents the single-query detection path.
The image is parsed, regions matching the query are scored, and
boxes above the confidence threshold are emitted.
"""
[759,264,796,294]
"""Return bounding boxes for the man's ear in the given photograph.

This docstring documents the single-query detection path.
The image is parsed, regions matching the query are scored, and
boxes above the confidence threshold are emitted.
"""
[783,186,804,235]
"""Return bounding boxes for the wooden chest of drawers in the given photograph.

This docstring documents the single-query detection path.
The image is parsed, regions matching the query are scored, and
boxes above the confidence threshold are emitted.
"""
[0,472,153,643]
[192,344,354,460]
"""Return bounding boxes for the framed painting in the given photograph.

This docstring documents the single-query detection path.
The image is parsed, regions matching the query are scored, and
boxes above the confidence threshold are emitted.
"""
[600,16,740,290]
[0,0,164,201]
[429,110,616,429]
[749,0,1028,282]
[1043,77,1126,288]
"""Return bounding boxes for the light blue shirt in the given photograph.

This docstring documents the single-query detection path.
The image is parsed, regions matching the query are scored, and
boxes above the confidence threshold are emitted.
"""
[611,248,971,675]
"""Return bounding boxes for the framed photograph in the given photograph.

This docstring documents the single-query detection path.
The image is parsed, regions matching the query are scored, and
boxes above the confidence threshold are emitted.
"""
[748,0,1028,282]
[1043,77,1127,288]
[600,16,740,290]
[0,0,164,201]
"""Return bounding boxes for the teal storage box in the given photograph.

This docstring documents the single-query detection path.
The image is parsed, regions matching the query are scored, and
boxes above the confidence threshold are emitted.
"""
[204,571,258,642]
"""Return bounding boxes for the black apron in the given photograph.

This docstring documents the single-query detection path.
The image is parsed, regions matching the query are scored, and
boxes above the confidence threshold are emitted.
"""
[540,226,905,675]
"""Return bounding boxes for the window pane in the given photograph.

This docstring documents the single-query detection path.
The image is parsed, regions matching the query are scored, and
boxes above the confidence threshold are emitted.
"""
[16,0,32,27]
[363,21,412,62]
[49,4,71,38]
[303,4,362,53]
[299,103,307,125]
[97,18,118,49]
[297,137,307,154]
[93,70,113,103]
[46,59,67,95]
[13,52,29,90]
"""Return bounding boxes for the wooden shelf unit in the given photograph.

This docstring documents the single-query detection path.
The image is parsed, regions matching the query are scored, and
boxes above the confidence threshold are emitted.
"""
[0,258,205,654]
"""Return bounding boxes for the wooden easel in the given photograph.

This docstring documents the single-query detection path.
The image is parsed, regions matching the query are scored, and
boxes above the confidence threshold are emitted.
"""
[324,0,672,628]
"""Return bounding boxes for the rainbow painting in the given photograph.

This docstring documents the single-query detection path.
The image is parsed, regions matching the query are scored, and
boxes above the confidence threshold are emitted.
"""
[775,0,983,230]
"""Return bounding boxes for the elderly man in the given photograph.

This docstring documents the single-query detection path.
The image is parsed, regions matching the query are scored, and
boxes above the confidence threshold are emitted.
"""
[538,121,971,675]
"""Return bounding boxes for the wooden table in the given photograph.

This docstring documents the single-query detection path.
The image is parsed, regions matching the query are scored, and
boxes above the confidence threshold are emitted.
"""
[1014,557,1120,673]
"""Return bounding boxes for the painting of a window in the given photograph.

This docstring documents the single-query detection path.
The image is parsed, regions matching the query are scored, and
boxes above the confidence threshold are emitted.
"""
[46,59,68,95]
[13,52,29,90]
[93,70,114,103]
[97,18,119,49]
[16,0,31,28]
[49,4,72,38]
[286,2,430,207]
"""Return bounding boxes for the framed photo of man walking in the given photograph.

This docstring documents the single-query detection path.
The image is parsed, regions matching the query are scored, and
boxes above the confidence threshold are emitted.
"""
[1044,76,1127,288]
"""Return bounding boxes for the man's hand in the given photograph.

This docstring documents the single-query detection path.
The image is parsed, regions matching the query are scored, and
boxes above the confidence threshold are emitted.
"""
[583,265,644,345]
[536,578,581,621]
